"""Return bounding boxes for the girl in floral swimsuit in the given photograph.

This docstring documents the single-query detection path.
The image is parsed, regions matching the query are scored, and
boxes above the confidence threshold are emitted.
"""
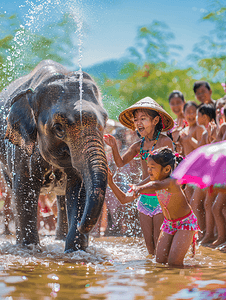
[108,147,199,266]
[104,97,174,255]
[131,148,199,266]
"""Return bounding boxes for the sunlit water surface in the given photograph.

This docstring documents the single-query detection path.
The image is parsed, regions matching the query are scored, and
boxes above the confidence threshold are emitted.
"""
[0,228,226,300]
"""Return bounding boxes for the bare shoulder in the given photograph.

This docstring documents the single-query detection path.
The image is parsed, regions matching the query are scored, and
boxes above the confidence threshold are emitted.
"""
[127,140,140,153]
[158,133,174,150]
[158,177,179,192]
[168,177,181,192]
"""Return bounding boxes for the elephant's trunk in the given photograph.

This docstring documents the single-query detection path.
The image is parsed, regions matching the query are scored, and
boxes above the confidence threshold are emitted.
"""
[73,137,107,234]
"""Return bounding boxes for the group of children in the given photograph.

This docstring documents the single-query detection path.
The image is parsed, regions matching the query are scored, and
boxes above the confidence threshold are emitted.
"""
[104,80,226,266]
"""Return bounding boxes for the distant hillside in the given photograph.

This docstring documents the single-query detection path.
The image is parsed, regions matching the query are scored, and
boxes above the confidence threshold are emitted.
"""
[83,59,128,81]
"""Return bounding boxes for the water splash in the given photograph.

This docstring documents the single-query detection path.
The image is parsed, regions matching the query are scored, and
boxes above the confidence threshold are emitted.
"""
[71,9,84,128]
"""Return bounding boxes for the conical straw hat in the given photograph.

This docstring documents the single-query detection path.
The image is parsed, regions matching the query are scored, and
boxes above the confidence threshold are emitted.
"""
[118,97,174,132]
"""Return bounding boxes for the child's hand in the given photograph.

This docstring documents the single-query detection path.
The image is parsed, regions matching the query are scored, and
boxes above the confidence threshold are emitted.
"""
[129,184,140,196]
[207,121,217,140]
[107,167,114,183]
[103,134,117,148]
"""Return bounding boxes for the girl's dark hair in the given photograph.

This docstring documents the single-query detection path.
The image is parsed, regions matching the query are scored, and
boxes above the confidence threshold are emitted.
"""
[148,147,183,172]
[198,104,216,122]
[183,101,198,113]
[133,109,163,139]
[168,90,185,103]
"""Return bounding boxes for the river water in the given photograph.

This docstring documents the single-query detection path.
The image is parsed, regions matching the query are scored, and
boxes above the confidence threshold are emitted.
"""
[0,224,226,300]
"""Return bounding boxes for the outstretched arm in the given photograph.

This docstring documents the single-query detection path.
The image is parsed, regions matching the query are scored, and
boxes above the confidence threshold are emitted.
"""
[107,168,136,204]
[131,177,173,196]
[104,134,139,167]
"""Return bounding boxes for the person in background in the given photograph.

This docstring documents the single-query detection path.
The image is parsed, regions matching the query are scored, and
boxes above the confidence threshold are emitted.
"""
[37,194,56,232]
[193,81,216,107]
[178,101,204,203]
[215,96,226,129]
[168,90,187,153]
[205,96,226,143]
[196,104,216,146]
[212,187,226,247]
[200,100,226,245]
[178,101,204,156]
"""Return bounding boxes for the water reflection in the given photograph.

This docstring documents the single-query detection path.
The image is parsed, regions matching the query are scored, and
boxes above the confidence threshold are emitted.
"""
[0,235,225,299]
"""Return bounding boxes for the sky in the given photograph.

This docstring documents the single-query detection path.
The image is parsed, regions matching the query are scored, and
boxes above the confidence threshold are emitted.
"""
[0,0,215,68]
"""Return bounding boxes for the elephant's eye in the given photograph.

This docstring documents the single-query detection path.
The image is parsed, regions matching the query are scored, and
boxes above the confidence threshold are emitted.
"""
[53,123,65,139]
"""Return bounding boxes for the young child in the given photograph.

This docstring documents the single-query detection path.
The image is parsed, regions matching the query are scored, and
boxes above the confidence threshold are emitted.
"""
[214,97,226,141]
[212,190,226,247]
[178,101,204,156]
[108,148,199,266]
[168,90,187,153]
[196,104,216,146]
[193,81,216,107]
[104,97,174,255]
[177,101,204,202]
[168,90,186,128]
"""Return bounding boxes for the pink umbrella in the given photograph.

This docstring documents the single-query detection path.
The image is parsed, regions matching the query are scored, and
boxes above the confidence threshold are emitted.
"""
[172,141,226,188]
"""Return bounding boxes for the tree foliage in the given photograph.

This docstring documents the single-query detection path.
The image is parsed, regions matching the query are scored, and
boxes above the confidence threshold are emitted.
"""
[101,63,223,120]
[0,12,79,91]
[188,1,226,80]
[126,20,182,65]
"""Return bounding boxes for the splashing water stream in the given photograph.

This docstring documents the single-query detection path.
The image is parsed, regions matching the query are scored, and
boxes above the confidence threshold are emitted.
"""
[75,14,84,128]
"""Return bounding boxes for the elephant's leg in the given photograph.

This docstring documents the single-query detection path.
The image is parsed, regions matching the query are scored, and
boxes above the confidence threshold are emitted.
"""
[55,195,68,240]
[64,172,88,252]
[3,190,12,235]
[13,157,42,246]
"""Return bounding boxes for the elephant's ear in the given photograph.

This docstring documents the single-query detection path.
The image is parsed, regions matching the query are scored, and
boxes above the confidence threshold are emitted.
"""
[5,90,37,156]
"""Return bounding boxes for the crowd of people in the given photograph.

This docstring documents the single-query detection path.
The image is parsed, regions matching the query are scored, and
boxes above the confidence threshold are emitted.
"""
[103,80,226,266]
[0,79,226,266]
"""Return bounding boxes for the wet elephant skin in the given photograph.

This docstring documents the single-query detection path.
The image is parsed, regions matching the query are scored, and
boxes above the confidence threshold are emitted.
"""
[0,60,108,252]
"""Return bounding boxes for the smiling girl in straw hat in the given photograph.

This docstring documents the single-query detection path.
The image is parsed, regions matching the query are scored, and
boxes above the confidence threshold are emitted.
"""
[104,96,174,255]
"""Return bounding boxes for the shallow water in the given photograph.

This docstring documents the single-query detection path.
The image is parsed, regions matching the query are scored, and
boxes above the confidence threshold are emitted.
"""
[0,229,226,300]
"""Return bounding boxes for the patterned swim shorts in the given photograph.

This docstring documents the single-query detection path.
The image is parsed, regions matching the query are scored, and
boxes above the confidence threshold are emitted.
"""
[161,210,200,235]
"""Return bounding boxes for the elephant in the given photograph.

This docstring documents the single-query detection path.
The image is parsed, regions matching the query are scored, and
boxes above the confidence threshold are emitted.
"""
[0,59,108,252]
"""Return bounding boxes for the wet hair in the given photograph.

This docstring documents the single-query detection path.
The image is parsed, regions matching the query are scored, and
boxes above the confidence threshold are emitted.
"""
[168,90,185,103]
[133,109,163,139]
[193,81,211,94]
[148,147,183,173]
[183,101,198,113]
[198,104,216,122]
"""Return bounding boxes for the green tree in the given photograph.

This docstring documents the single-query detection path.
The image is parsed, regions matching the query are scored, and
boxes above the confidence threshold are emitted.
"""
[189,1,226,80]
[126,20,182,66]
[0,12,80,90]
[102,63,223,120]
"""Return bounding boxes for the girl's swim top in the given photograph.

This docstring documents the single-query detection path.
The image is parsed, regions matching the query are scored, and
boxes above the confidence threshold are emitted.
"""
[140,132,160,160]
[156,189,172,219]
[140,138,150,160]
